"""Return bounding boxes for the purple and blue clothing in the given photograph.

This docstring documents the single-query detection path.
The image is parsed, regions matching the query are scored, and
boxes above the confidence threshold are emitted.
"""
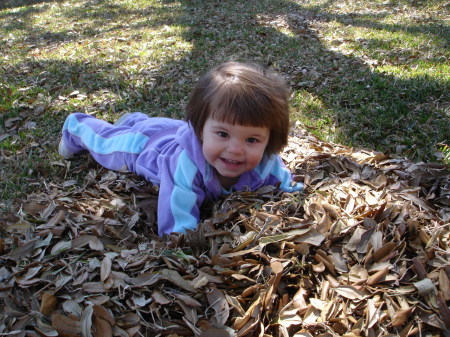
[61,112,303,236]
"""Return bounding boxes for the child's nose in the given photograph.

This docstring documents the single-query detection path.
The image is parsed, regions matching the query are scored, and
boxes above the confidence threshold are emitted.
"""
[227,140,244,154]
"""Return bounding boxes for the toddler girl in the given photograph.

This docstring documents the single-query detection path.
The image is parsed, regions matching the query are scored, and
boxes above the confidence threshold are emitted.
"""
[59,62,303,236]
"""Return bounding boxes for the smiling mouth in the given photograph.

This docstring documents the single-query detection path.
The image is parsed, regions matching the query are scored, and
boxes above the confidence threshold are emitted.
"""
[221,158,242,166]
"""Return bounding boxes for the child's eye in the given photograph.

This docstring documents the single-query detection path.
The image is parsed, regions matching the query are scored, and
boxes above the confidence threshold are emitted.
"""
[246,137,259,144]
[217,131,229,138]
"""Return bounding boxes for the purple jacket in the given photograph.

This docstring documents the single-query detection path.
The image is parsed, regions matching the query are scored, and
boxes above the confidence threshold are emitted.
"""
[61,112,303,235]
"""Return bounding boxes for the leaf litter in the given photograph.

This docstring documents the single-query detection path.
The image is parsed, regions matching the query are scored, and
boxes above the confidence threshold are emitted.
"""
[0,128,449,337]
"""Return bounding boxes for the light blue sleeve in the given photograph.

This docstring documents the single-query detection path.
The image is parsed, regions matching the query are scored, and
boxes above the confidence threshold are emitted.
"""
[157,150,204,235]
[270,156,304,192]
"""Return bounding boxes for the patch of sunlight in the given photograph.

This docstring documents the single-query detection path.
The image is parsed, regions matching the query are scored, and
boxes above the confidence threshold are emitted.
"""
[120,0,170,8]
[377,63,449,81]
[28,18,193,66]
[318,19,448,80]
[324,14,447,53]
[256,14,297,39]
[323,21,441,52]
[290,90,339,142]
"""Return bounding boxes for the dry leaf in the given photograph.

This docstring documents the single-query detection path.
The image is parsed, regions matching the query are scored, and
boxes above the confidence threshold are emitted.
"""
[93,305,115,327]
[151,290,171,305]
[367,267,389,285]
[40,293,57,316]
[438,269,450,301]
[51,313,82,335]
[413,278,436,296]
[62,300,82,319]
[93,317,113,337]
[81,305,94,337]
[391,307,413,327]
[333,286,365,300]
[207,287,230,325]
[100,256,112,282]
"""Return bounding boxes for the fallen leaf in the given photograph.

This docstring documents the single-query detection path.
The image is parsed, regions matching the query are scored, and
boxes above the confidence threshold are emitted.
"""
[51,313,82,335]
[40,293,57,316]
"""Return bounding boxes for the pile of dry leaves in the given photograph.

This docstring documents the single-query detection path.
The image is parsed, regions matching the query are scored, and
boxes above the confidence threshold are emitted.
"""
[1,130,449,337]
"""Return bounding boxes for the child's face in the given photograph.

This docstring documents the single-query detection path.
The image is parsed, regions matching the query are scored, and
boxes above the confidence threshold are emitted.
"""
[201,116,269,187]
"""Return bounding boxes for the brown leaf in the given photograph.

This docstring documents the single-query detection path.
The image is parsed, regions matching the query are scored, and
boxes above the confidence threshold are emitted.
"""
[130,269,197,293]
[71,235,97,249]
[62,300,82,319]
[83,282,106,293]
[207,287,229,325]
[312,262,326,273]
[231,274,256,283]
[333,286,365,300]
[93,305,115,327]
[9,239,38,260]
[412,257,427,280]
[366,267,389,286]
[293,287,308,310]
[439,268,450,301]
[40,293,57,316]
[93,317,113,337]
[151,290,171,305]
[365,299,379,329]
[51,240,72,255]
[116,313,140,329]
[81,305,94,337]
[88,237,104,251]
[391,307,413,327]
[178,300,198,326]
[437,294,450,328]
[51,313,82,335]
[200,324,235,337]
[258,228,310,245]
[313,250,336,275]
[100,256,112,282]
[372,242,397,262]
[233,299,261,331]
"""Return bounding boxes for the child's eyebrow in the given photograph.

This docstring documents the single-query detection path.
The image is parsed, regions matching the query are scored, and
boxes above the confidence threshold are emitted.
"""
[209,121,230,128]
[249,133,268,139]
[210,124,229,130]
[244,129,269,137]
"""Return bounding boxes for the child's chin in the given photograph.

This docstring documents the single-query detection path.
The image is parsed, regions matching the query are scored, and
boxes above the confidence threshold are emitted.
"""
[217,169,242,179]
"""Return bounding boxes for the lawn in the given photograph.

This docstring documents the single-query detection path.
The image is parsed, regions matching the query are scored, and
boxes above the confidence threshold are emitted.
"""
[0,0,449,203]
[0,0,449,336]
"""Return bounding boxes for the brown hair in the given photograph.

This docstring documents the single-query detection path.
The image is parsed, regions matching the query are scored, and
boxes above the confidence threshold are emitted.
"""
[186,62,290,155]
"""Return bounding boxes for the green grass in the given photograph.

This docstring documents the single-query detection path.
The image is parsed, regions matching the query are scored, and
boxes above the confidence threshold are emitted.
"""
[0,0,449,205]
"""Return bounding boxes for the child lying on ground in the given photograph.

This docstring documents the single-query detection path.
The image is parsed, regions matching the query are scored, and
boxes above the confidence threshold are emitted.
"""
[59,61,303,236]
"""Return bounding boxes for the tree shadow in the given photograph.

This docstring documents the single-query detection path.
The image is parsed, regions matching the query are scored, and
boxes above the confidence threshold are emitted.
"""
[0,0,59,10]
[156,0,449,159]
[324,10,449,45]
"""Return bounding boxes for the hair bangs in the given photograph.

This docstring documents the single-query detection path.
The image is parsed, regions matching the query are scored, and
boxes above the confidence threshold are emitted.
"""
[209,84,272,128]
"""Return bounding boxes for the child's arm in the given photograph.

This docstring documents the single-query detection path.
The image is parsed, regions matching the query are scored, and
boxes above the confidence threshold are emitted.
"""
[264,155,304,193]
[156,150,205,236]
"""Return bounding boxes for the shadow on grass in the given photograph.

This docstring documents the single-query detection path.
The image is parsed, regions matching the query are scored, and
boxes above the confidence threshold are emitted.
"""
[1,0,448,162]
[323,12,449,48]
[0,0,60,10]
[162,0,449,160]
